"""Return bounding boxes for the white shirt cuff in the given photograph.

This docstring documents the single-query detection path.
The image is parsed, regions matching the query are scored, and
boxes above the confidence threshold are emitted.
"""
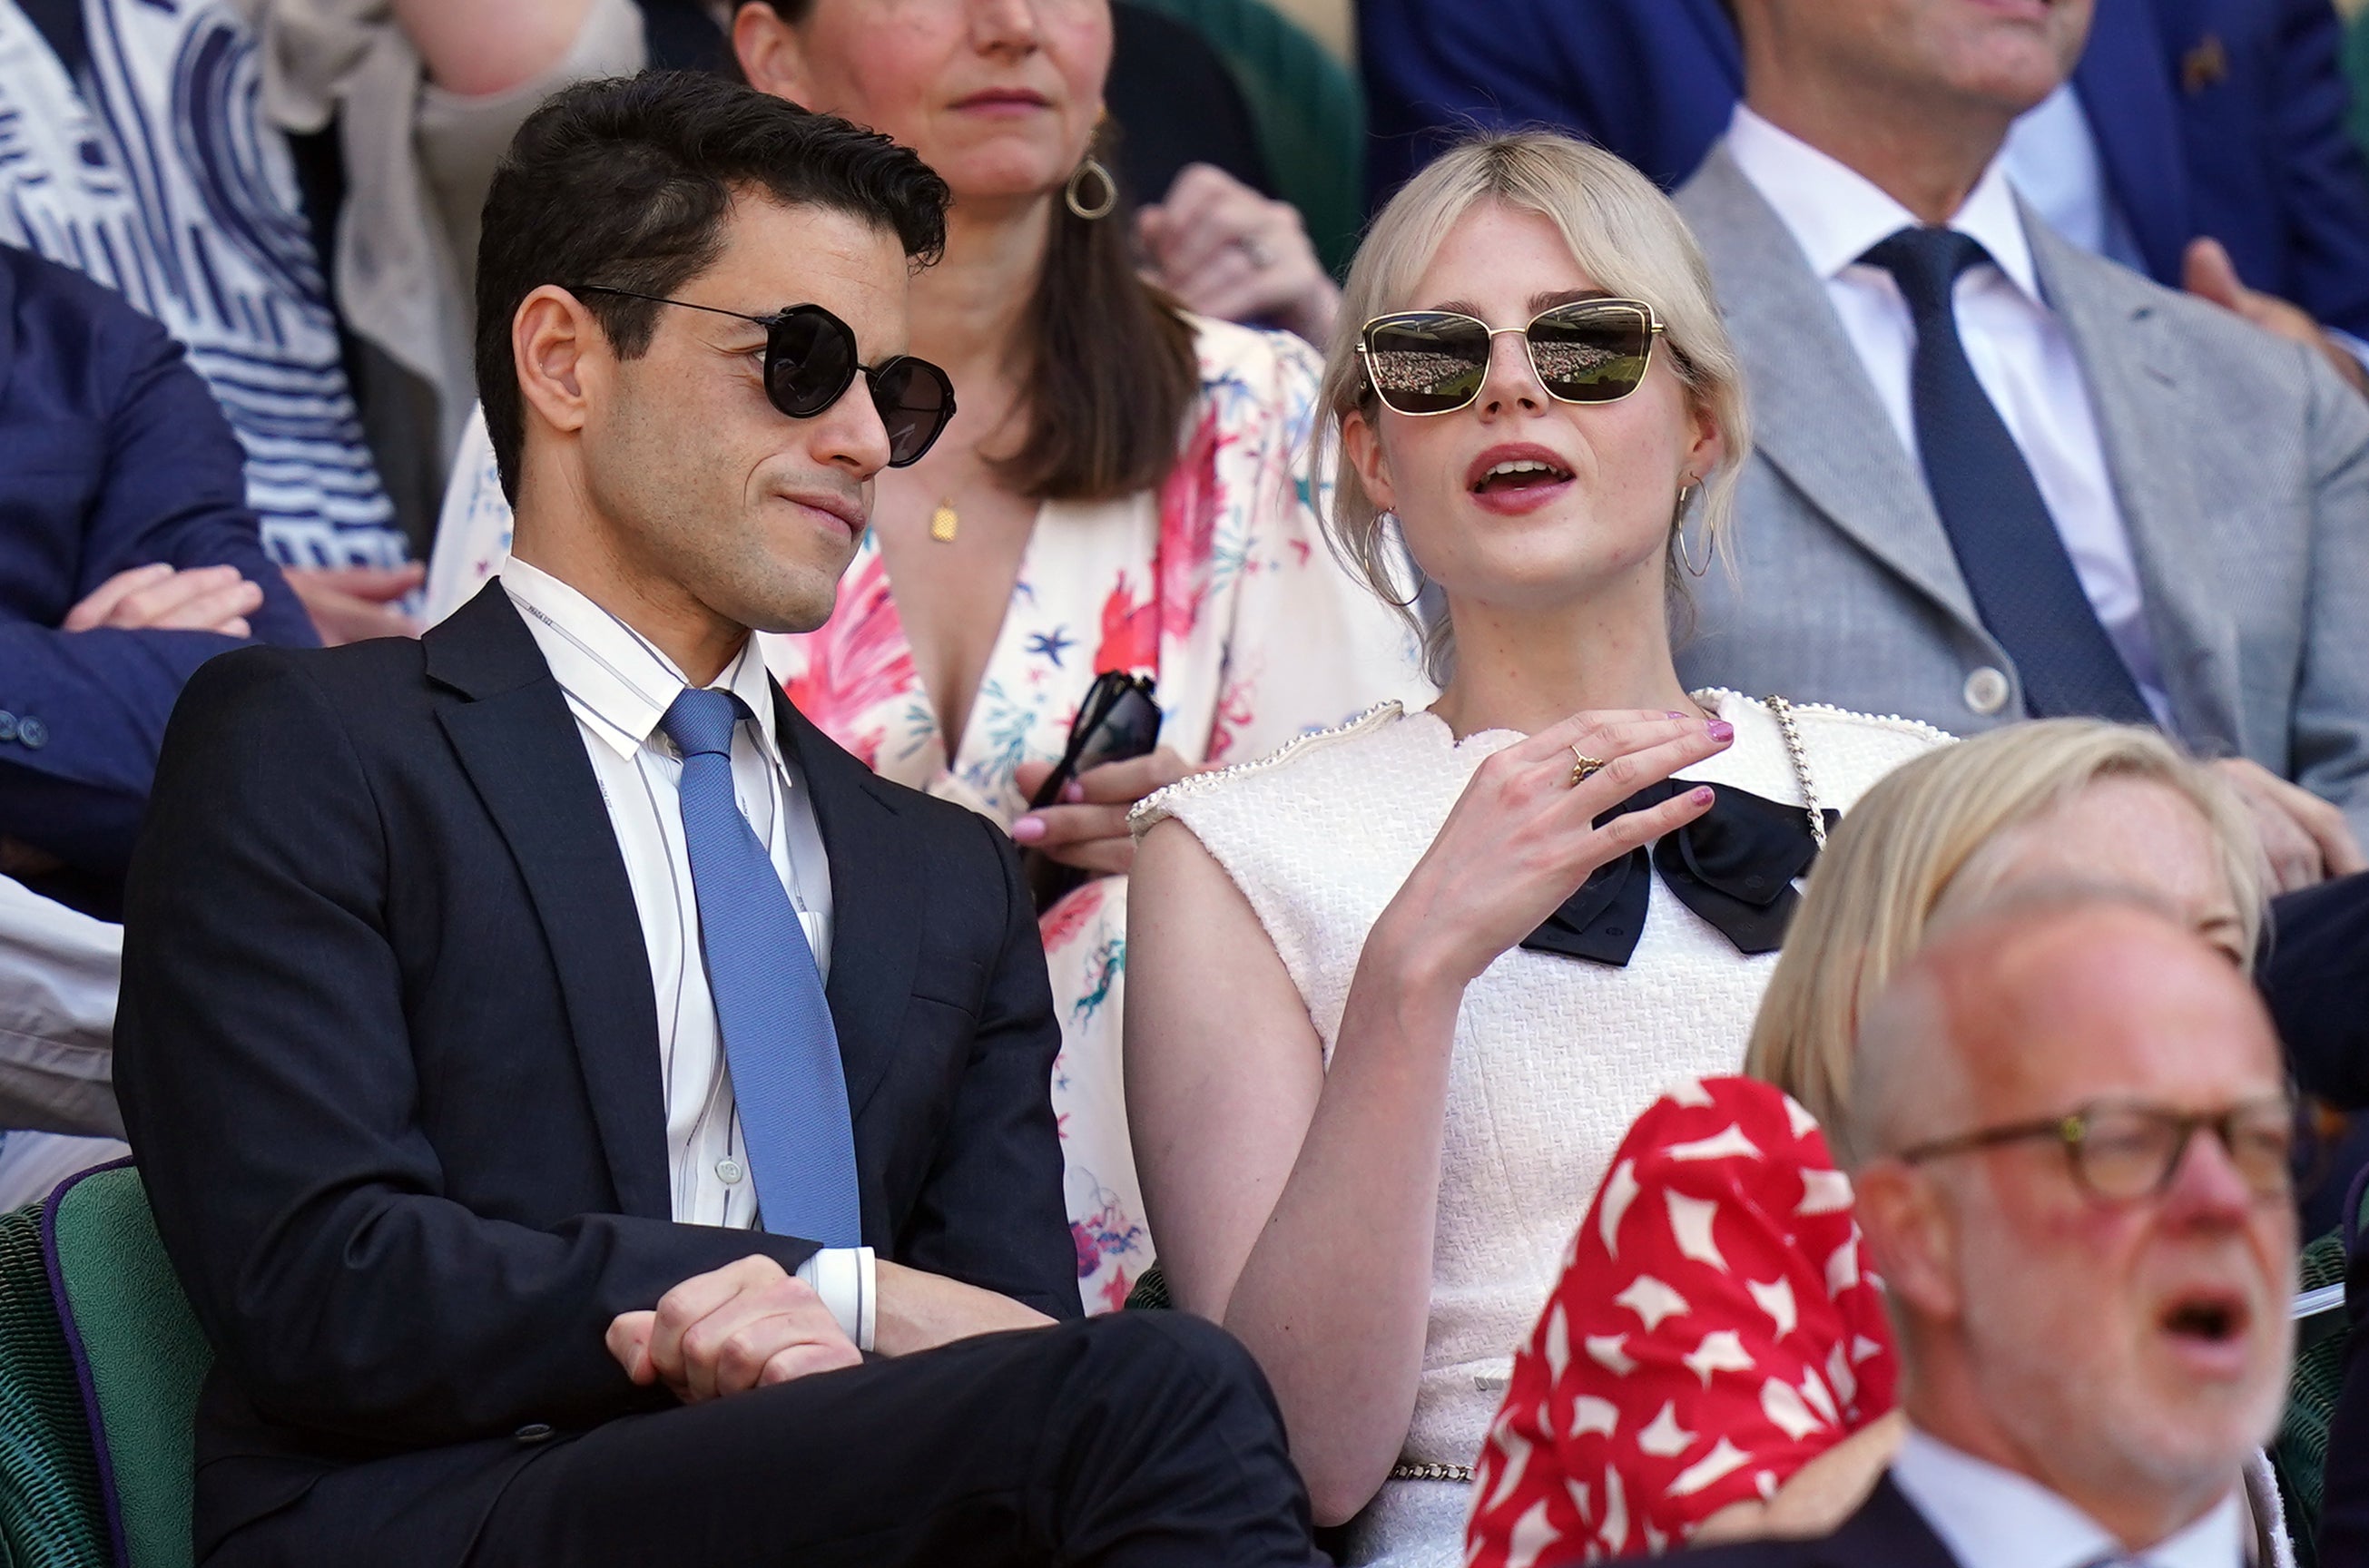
[794,1246,876,1352]
[2328,327,2369,372]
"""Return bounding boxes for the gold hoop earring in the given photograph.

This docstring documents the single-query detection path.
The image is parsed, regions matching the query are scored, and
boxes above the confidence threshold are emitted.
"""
[1673,482,1711,578]
[1065,157,1117,220]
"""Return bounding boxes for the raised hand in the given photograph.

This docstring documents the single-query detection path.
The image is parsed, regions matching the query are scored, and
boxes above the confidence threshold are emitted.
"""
[1137,163,1341,346]
[1372,710,1735,988]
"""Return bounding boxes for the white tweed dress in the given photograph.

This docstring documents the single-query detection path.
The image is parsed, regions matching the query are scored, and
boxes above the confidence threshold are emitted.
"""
[1135,691,1951,1567]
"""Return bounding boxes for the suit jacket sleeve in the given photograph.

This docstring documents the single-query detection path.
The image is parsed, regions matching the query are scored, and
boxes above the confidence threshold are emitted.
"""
[117,649,823,1446]
[892,810,1080,1320]
[2293,343,2369,838]
[2269,0,2369,337]
[0,306,316,876]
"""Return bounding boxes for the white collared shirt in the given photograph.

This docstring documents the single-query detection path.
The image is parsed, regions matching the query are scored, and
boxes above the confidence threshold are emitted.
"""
[2001,84,2148,271]
[501,558,873,1346]
[1891,1426,2244,1568]
[1725,104,2173,728]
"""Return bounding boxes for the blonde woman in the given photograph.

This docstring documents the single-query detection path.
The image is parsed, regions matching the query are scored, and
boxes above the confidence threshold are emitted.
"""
[1468,720,2268,1564]
[1122,132,1951,1567]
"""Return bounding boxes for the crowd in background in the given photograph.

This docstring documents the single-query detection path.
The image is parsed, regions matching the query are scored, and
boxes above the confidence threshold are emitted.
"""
[5,2,2369,1567]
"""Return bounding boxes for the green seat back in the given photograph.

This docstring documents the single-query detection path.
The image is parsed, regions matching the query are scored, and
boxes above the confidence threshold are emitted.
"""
[48,1166,211,1568]
[1126,0,1366,275]
[2278,1195,2369,1568]
[0,1200,105,1567]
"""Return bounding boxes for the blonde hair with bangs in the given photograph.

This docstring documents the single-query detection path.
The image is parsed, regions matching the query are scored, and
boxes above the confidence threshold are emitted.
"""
[1744,720,2268,1162]
[1318,131,1752,685]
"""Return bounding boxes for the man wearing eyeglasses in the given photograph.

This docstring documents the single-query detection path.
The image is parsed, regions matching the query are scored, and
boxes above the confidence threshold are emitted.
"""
[110,71,1322,1568]
[1678,889,2298,1568]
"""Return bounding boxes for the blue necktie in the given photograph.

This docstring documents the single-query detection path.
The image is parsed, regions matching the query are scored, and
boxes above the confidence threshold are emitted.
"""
[658,687,861,1246]
[1860,226,2153,723]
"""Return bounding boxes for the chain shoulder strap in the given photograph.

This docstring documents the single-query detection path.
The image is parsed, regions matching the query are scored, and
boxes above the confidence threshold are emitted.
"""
[1764,693,1828,851]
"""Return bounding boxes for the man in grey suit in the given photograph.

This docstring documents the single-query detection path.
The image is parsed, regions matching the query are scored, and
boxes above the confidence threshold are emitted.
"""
[1672,0,2369,888]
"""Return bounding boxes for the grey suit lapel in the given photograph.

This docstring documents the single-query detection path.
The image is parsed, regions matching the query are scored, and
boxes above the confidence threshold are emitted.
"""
[2025,216,2242,752]
[1679,146,1977,625]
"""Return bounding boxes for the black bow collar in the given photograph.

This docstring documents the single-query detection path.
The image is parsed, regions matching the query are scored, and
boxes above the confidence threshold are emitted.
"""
[1519,779,1839,967]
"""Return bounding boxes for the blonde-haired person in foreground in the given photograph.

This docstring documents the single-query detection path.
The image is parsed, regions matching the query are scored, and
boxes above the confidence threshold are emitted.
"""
[1468,720,2276,1565]
[1122,130,1950,1567]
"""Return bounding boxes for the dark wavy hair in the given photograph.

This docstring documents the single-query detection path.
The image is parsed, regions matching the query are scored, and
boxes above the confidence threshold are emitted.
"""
[759,2,1198,501]
[475,69,952,504]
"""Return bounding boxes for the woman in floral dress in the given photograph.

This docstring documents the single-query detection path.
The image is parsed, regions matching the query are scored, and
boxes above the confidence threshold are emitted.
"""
[425,2,1426,1314]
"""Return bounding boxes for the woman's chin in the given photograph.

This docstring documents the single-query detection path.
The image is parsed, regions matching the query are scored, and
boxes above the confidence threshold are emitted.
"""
[919,146,1074,208]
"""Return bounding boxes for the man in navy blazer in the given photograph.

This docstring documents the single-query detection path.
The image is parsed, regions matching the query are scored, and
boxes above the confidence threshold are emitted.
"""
[114,73,1320,1568]
[1361,0,2369,341]
[0,241,314,916]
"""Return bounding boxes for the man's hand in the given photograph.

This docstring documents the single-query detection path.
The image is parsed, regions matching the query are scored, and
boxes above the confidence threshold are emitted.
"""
[62,563,262,638]
[2183,238,2369,397]
[1010,747,1199,876]
[605,1255,860,1404]
[2211,757,2366,894]
[870,1258,1055,1358]
[282,564,427,646]
[1137,164,1341,345]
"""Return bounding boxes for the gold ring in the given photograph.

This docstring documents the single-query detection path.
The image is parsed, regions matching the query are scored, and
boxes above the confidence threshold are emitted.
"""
[1568,747,1607,787]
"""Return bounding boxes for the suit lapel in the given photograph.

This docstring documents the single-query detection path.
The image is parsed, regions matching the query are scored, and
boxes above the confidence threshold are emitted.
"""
[1681,148,1980,627]
[426,584,673,1220]
[2028,221,2244,754]
[776,692,919,1122]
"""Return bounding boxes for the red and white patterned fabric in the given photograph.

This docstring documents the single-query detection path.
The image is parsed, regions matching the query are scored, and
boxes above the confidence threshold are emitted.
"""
[1464,1076,1898,1566]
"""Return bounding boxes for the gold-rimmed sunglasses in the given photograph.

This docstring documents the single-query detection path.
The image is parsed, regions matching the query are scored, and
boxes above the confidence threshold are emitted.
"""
[1356,298,1666,416]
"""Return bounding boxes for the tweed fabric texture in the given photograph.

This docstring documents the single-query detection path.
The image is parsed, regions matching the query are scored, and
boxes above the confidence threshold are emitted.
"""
[1140,691,1949,1565]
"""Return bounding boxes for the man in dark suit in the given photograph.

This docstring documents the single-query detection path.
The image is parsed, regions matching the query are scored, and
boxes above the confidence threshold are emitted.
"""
[1361,0,2369,361]
[1675,892,2295,1567]
[114,72,1320,1568]
[0,242,315,918]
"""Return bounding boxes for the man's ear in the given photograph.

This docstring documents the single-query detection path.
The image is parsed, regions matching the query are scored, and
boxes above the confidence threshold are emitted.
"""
[734,3,814,104]
[1853,1159,1962,1324]
[513,286,605,447]
[1341,405,1399,515]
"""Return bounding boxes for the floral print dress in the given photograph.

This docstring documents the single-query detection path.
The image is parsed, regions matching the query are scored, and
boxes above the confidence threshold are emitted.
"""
[425,315,1431,1313]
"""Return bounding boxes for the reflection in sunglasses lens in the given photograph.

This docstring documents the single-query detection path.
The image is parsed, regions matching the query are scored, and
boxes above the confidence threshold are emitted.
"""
[1529,307,1652,402]
[1367,322,1489,415]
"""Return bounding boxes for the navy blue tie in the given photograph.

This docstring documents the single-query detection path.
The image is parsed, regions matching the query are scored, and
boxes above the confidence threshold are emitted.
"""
[658,687,861,1247]
[1859,226,2153,723]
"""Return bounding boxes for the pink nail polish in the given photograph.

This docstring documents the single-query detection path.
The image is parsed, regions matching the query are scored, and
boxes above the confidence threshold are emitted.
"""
[1011,817,1045,843]
[1692,786,1715,806]
[1707,720,1735,742]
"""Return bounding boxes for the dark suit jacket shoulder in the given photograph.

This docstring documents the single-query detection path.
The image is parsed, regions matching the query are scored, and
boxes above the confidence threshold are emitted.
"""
[1670,1478,1960,1567]
[115,585,1074,1563]
[0,242,314,895]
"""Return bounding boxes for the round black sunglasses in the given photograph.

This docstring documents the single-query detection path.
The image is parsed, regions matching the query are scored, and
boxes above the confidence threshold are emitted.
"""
[570,285,957,467]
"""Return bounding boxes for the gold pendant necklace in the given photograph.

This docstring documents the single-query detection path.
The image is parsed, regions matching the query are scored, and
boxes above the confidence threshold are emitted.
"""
[929,498,958,544]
